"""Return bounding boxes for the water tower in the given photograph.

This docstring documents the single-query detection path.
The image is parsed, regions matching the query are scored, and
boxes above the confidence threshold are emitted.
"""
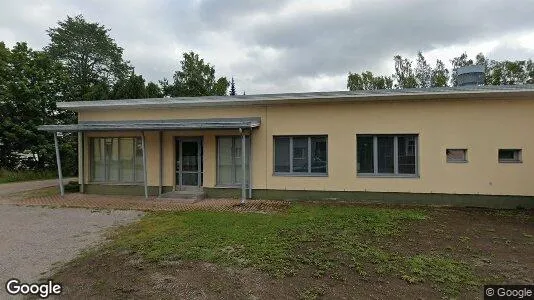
[456,65,485,86]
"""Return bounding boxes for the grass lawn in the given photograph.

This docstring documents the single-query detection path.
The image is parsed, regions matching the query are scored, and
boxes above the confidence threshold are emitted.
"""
[51,203,533,299]
[0,169,57,184]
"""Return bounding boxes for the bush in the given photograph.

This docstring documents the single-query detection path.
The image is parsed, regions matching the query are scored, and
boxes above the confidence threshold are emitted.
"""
[0,169,57,184]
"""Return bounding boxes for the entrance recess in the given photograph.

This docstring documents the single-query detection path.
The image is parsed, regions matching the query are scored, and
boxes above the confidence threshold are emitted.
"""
[175,138,203,190]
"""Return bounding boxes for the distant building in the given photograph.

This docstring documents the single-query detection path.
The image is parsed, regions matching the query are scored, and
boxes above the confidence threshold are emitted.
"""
[456,65,485,86]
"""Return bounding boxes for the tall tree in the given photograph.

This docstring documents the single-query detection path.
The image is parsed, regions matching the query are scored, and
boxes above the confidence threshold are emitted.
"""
[45,15,131,101]
[166,51,229,97]
[111,73,148,99]
[393,55,417,88]
[347,71,393,90]
[431,59,449,87]
[0,42,76,172]
[146,82,163,98]
[229,77,236,96]
[415,52,432,88]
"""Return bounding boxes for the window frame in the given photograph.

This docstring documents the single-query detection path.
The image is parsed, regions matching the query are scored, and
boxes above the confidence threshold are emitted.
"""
[273,135,328,177]
[216,136,250,186]
[356,134,419,178]
[446,148,468,163]
[498,149,522,163]
[89,137,143,184]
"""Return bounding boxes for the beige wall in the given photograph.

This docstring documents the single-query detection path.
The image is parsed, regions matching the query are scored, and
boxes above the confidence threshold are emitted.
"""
[79,97,534,196]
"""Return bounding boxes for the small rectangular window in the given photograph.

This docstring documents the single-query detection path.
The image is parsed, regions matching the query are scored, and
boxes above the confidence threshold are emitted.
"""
[498,149,522,163]
[446,149,467,163]
[274,136,327,176]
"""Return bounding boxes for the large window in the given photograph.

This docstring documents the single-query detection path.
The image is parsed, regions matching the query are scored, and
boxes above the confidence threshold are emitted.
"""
[274,136,327,175]
[90,137,143,182]
[217,136,250,185]
[357,134,418,176]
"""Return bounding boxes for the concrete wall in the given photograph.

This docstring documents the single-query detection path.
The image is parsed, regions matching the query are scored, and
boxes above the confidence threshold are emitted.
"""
[79,97,534,197]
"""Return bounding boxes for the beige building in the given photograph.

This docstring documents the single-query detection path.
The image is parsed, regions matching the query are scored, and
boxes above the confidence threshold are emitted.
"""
[39,85,534,208]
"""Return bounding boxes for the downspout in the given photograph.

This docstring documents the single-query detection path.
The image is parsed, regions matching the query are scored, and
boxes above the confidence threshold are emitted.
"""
[141,131,148,199]
[53,132,64,196]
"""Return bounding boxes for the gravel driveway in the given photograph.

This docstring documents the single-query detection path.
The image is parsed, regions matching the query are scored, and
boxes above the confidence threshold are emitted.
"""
[0,204,143,297]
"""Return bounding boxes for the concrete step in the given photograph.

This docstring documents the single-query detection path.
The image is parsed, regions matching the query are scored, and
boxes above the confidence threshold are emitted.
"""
[159,190,205,202]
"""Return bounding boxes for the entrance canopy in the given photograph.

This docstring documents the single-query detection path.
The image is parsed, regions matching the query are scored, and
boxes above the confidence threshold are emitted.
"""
[38,117,261,132]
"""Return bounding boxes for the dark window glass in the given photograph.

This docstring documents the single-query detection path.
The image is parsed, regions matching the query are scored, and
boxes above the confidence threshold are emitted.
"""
[398,136,417,174]
[377,136,394,173]
[274,137,290,172]
[292,137,309,172]
[311,137,327,173]
[357,136,374,173]
[498,149,521,162]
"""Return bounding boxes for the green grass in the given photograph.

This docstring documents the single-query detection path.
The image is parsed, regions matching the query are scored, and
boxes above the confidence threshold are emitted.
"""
[0,169,57,184]
[112,204,477,296]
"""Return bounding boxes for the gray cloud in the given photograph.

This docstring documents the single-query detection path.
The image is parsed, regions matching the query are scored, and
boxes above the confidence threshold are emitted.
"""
[1,0,533,94]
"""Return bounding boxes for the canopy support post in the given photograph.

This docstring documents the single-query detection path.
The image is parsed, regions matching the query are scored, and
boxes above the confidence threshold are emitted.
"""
[240,128,246,204]
[159,131,163,196]
[141,131,148,199]
[53,132,64,196]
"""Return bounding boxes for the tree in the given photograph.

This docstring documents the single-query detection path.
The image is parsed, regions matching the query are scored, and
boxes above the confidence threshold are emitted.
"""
[229,77,236,96]
[415,52,432,88]
[0,42,76,173]
[393,55,417,88]
[146,82,163,98]
[45,15,131,101]
[111,73,148,99]
[431,59,449,87]
[347,71,393,90]
[166,51,229,97]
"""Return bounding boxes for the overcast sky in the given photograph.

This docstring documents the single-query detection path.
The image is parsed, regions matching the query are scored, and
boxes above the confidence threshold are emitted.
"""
[1,0,534,94]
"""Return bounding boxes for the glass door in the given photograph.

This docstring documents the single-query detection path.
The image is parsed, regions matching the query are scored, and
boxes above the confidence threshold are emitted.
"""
[176,138,202,189]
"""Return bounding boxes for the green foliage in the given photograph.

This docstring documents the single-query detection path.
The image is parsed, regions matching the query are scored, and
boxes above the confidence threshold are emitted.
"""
[112,73,148,99]
[164,51,229,97]
[146,82,163,98]
[393,55,418,88]
[0,169,57,184]
[45,14,131,101]
[431,59,449,87]
[0,42,77,173]
[415,51,432,88]
[229,77,236,96]
[347,71,393,90]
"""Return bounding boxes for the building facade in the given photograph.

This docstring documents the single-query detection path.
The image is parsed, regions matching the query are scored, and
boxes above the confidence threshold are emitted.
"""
[39,86,534,208]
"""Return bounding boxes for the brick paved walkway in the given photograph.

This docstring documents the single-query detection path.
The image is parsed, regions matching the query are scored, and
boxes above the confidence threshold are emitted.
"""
[7,193,290,213]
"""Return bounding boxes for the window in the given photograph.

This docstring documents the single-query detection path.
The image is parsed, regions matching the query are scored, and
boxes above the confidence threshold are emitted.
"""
[90,137,143,182]
[498,149,522,163]
[217,136,250,185]
[446,149,467,163]
[274,136,327,175]
[357,134,418,176]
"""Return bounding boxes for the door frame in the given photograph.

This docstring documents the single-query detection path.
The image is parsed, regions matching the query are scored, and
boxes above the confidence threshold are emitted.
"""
[174,137,203,190]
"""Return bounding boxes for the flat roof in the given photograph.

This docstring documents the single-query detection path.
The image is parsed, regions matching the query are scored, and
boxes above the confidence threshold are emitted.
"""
[57,84,534,111]
[38,118,261,132]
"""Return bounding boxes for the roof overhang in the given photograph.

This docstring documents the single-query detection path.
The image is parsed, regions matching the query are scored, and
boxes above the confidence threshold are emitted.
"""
[55,85,534,111]
[38,117,261,132]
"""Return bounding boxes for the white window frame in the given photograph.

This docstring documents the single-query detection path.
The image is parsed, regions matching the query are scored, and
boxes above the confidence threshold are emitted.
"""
[357,134,419,177]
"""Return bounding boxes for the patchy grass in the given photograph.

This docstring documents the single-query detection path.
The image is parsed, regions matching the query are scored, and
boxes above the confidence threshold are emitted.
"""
[110,204,477,296]
[0,169,57,184]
